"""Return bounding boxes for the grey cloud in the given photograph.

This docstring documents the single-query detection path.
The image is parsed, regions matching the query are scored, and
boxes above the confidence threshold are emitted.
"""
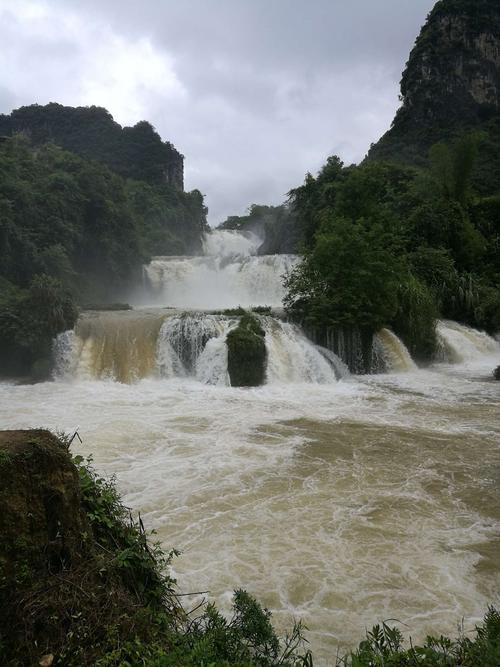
[0,0,436,224]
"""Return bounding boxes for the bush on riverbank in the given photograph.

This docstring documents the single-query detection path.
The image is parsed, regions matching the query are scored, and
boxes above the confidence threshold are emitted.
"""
[227,312,267,386]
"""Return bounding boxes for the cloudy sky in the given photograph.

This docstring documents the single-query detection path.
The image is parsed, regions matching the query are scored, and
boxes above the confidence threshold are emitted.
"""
[0,0,435,224]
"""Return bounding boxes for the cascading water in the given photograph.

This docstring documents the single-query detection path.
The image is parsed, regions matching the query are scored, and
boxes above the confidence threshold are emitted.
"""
[53,310,347,386]
[262,318,347,383]
[435,320,500,363]
[372,328,418,373]
[142,229,298,310]
[156,313,238,385]
[53,230,500,386]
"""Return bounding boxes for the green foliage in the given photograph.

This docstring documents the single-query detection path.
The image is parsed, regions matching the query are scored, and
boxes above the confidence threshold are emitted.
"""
[0,127,208,377]
[391,274,438,360]
[0,274,77,377]
[429,134,480,205]
[286,134,500,358]
[336,606,500,666]
[0,122,207,302]
[0,103,183,187]
[74,453,178,610]
[227,312,267,387]
[285,160,414,333]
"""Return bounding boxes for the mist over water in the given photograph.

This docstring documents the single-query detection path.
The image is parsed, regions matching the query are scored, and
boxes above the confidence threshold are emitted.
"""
[3,228,500,662]
[141,229,298,309]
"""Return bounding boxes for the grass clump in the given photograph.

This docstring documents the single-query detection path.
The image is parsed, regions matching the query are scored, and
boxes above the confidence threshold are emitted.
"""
[334,608,500,666]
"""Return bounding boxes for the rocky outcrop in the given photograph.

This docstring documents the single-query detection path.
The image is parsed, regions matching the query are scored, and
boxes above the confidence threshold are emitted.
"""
[368,0,500,164]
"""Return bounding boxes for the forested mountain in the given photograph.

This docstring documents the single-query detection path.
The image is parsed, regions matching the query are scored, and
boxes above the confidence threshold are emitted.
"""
[0,103,184,188]
[368,0,500,193]
[0,106,208,377]
[283,0,500,361]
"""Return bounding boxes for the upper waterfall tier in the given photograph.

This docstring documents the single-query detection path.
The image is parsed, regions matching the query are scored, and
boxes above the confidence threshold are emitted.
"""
[141,229,298,310]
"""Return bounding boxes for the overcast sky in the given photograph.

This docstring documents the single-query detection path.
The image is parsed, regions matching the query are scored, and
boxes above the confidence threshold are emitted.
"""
[0,0,435,225]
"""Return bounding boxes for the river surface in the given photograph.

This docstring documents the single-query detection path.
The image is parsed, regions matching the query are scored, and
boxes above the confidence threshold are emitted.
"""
[2,230,500,661]
[1,354,499,660]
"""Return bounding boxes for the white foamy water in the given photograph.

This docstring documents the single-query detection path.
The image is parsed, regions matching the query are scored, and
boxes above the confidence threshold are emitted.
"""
[141,229,298,309]
[2,346,500,662]
[144,254,298,310]
[53,310,346,386]
[436,320,500,363]
[202,229,262,257]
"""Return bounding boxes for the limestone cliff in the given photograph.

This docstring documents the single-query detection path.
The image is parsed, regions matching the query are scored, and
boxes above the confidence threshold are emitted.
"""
[368,0,500,167]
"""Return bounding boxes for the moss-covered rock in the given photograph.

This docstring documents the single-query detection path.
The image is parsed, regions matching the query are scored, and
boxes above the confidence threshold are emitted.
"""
[227,313,267,387]
[494,365,500,380]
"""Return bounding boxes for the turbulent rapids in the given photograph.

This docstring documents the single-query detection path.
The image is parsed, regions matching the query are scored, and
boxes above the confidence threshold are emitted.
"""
[6,227,500,662]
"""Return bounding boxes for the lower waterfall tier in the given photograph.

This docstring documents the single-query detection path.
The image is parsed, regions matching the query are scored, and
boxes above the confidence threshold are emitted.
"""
[53,311,500,385]
[53,310,348,385]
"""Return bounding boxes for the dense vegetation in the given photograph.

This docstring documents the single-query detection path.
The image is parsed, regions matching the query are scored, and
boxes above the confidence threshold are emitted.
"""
[0,103,184,188]
[284,136,500,360]
[0,114,208,377]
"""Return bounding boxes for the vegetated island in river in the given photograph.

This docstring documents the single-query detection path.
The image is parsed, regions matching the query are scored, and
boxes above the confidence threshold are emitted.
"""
[1,0,500,663]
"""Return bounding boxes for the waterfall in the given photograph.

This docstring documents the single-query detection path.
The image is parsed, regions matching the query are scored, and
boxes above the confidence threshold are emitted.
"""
[262,318,347,384]
[157,313,237,384]
[140,228,298,310]
[435,320,500,363]
[372,328,418,373]
[300,324,366,373]
[52,309,347,386]
[202,229,262,257]
[53,310,166,382]
[143,254,297,310]
[52,330,78,379]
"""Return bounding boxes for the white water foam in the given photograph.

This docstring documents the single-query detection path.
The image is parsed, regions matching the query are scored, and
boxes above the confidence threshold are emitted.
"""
[436,320,500,363]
